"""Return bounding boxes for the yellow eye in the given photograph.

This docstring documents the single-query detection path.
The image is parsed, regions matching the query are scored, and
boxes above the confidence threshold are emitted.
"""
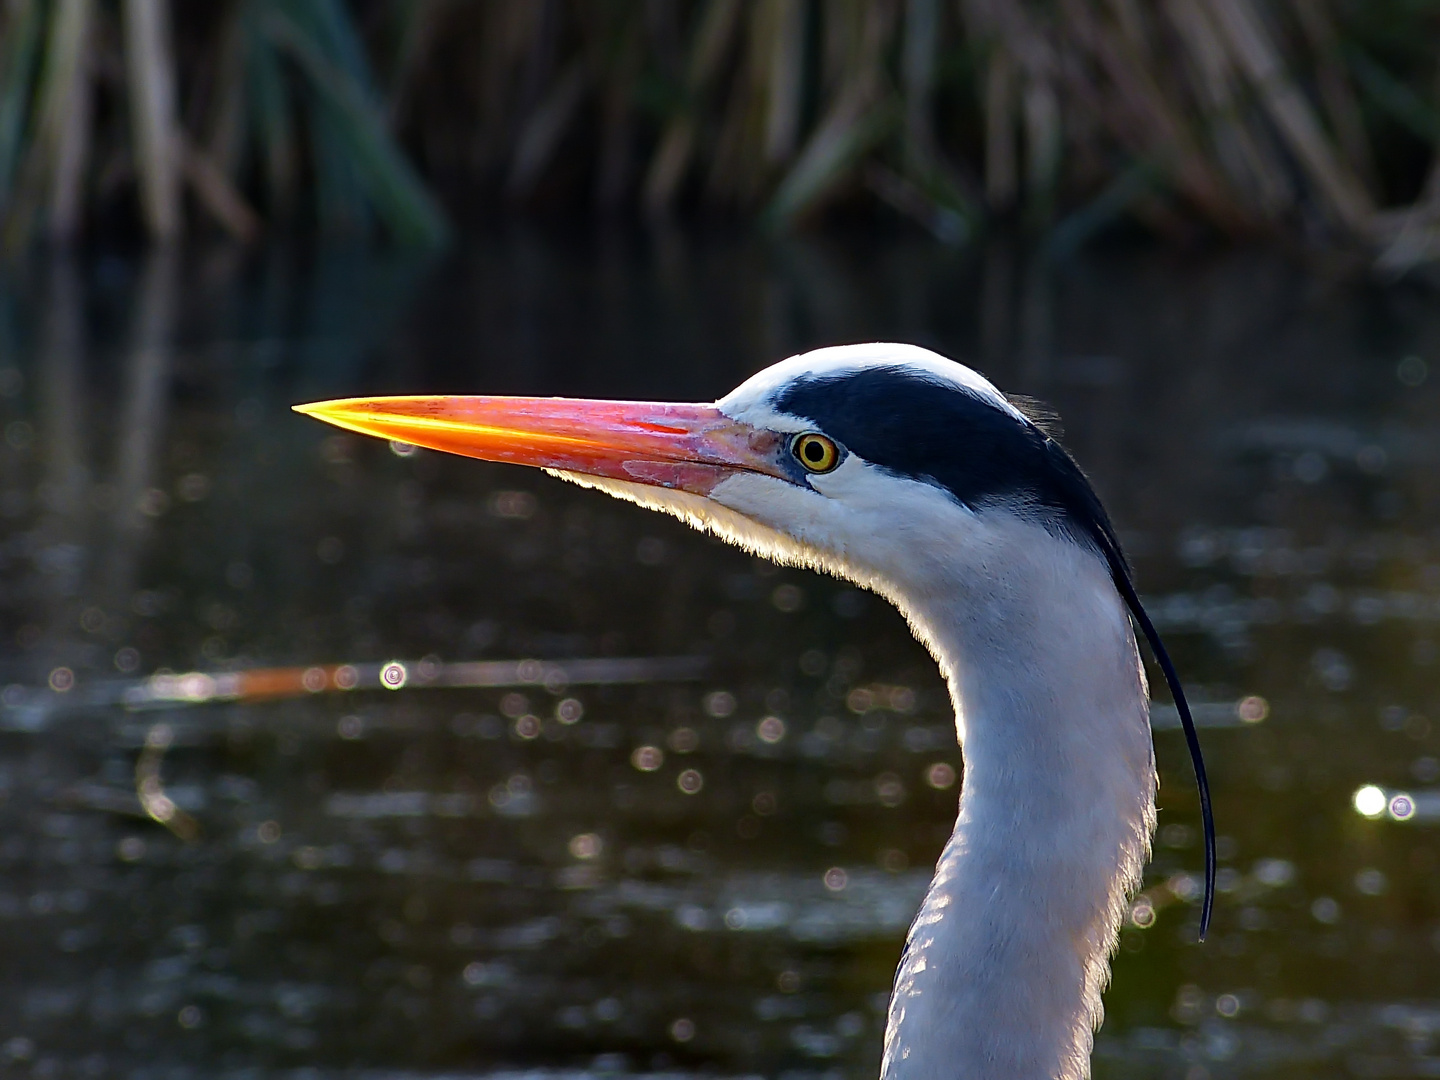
[792,433,840,473]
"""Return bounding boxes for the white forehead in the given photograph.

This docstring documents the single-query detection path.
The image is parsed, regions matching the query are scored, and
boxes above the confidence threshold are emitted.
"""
[717,342,1022,430]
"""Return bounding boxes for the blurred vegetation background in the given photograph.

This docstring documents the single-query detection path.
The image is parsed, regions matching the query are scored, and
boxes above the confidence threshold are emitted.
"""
[1,0,1440,266]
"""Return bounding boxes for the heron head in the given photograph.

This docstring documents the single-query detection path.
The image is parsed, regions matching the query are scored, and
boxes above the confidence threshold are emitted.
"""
[293,343,1120,593]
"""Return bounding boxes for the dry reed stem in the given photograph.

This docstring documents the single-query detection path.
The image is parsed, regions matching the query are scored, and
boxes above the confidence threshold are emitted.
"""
[386,0,455,128]
[179,134,260,242]
[901,0,940,164]
[983,48,1018,211]
[643,0,742,215]
[203,6,248,179]
[1022,74,1060,210]
[1062,0,1247,233]
[1289,0,1377,192]
[1107,0,1153,63]
[3,0,1439,259]
[764,0,805,164]
[1163,0,1292,219]
[768,0,895,224]
[122,0,181,241]
[30,0,95,242]
[507,58,589,196]
[593,5,644,208]
[1205,0,1373,234]
[959,0,1045,215]
[963,0,1059,85]
[1374,206,1440,274]
[705,3,774,204]
[1413,62,1440,212]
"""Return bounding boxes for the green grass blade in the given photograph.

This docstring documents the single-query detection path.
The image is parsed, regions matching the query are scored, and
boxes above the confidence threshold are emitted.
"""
[33,0,95,242]
[1346,43,1440,145]
[281,0,377,99]
[1046,160,1163,260]
[244,7,298,216]
[0,0,43,207]
[264,7,450,247]
[310,91,370,234]
[279,0,385,232]
[765,96,899,227]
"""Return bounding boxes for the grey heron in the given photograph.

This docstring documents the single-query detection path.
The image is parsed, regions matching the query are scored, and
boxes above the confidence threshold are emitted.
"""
[295,343,1214,1080]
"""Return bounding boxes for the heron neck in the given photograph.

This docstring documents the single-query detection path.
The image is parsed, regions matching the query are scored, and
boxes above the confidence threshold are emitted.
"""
[877,522,1157,1080]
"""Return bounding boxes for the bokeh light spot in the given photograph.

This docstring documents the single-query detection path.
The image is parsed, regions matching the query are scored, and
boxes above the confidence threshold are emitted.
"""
[756,716,786,743]
[1130,897,1156,928]
[1353,785,1386,818]
[1311,896,1341,924]
[703,691,735,718]
[1237,695,1268,723]
[926,762,957,789]
[568,833,602,860]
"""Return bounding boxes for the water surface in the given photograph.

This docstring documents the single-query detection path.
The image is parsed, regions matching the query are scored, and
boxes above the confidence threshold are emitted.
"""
[0,233,1437,1078]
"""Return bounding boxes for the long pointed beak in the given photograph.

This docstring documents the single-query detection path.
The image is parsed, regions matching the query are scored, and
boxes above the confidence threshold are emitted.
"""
[293,395,786,495]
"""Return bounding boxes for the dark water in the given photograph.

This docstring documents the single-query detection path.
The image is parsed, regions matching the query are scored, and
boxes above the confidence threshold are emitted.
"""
[0,232,1438,1079]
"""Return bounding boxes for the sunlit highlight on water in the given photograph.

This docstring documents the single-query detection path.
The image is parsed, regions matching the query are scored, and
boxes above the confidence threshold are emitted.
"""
[1354,785,1388,818]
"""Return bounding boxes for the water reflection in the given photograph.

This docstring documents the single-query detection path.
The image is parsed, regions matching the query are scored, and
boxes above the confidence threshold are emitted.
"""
[0,234,1436,1077]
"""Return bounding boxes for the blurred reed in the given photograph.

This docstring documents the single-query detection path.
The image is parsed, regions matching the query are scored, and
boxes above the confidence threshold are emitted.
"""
[0,0,448,248]
[0,0,1437,263]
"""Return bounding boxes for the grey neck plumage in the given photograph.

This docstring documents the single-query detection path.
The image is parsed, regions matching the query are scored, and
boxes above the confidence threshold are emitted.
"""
[875,517,1157,1080]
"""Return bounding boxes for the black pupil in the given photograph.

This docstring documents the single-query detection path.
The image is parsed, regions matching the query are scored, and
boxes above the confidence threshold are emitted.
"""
[804,440,825,462]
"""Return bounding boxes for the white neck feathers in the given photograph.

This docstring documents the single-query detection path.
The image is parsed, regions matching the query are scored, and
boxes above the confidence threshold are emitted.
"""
[876,515,1157,1080]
